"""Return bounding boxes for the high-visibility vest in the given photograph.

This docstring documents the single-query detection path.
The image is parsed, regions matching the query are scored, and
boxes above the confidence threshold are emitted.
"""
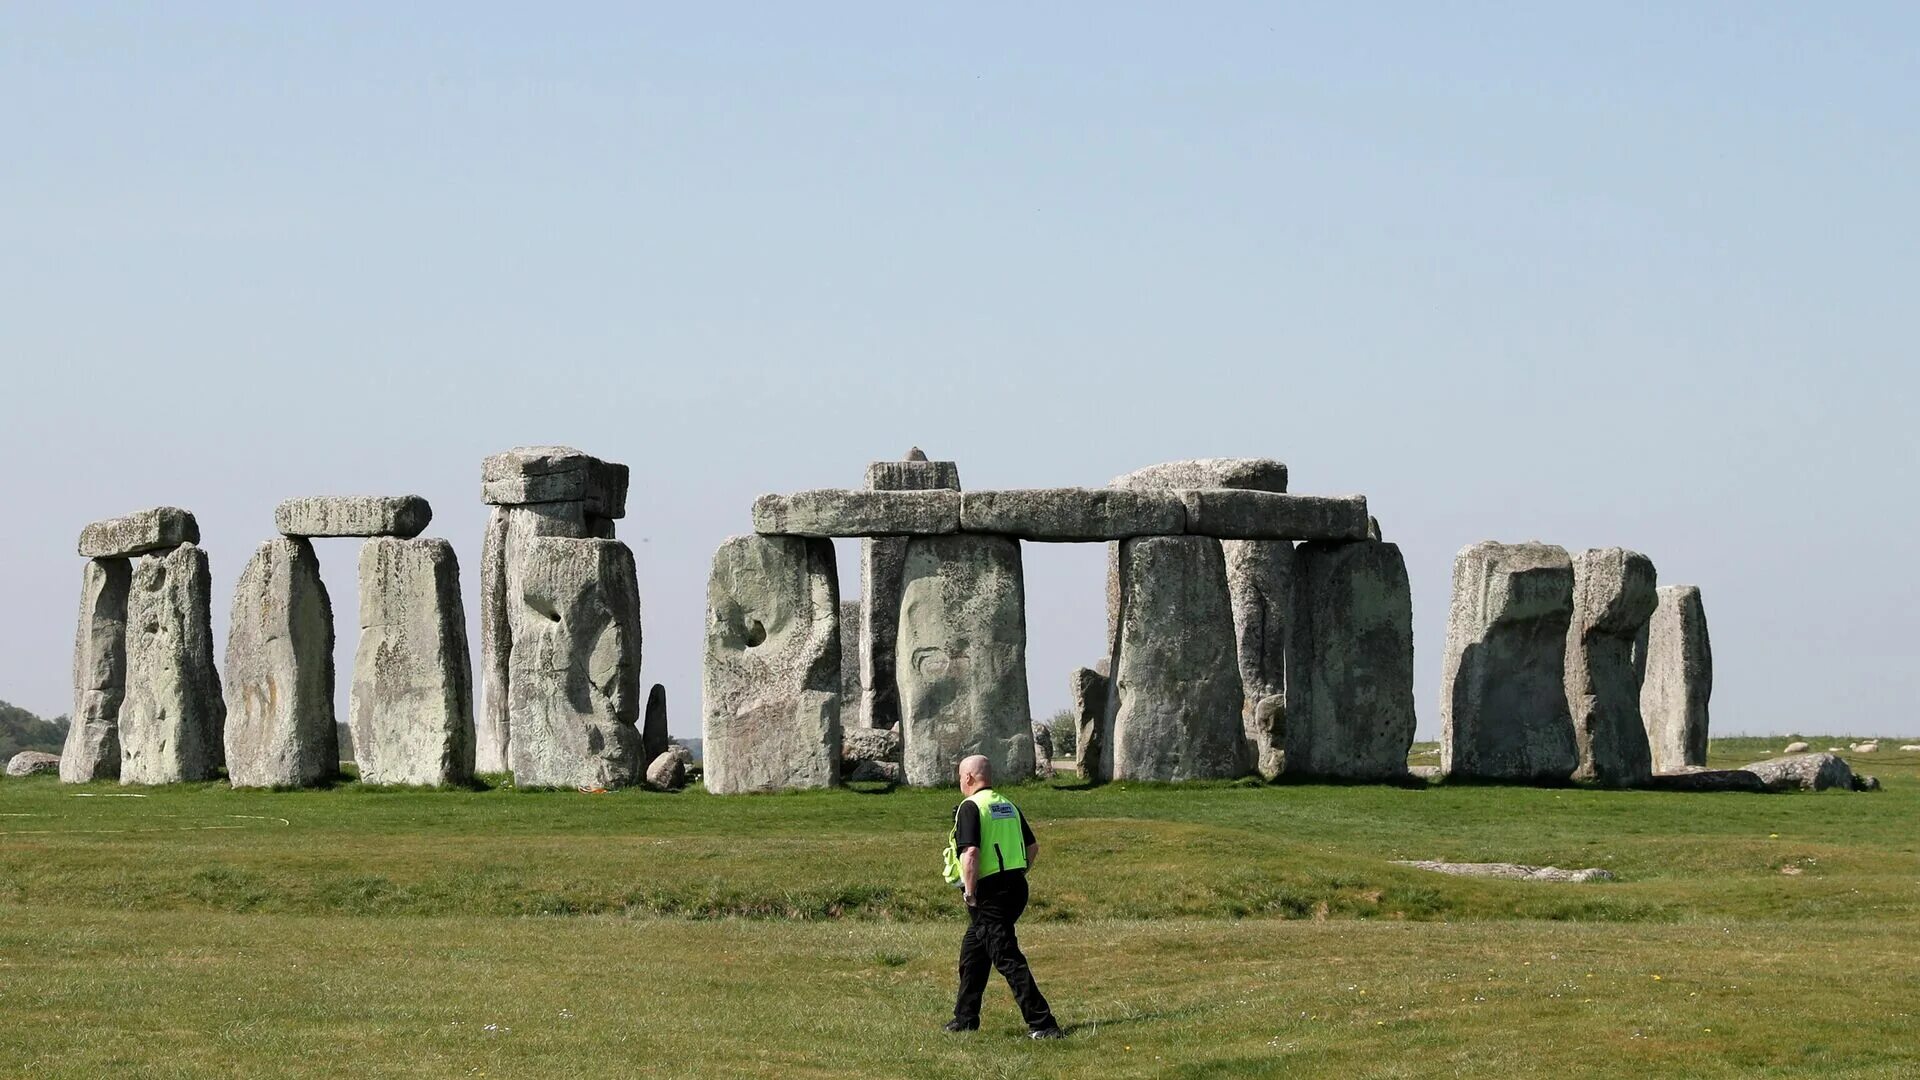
[942,788,1029,885]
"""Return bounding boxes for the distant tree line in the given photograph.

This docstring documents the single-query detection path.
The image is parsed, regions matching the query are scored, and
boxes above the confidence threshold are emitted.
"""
[0,701,67,760]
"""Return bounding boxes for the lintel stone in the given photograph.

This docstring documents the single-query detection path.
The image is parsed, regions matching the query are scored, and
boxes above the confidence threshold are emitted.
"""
[275,495,431,538]
[753,489,960,537]
[959,488,1185,541]
[77,507,199,559]
[1180,490,1369,541]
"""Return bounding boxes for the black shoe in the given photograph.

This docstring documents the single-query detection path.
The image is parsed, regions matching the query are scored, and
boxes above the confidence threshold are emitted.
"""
[943,1020,978,1033]
[1029,1026,1066,1040]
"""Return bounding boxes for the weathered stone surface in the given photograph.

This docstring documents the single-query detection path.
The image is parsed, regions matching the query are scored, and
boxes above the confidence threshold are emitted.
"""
[1103,536,1250,781]
[1565,548,1658,787]
[958,489,1185,541]
[7,751,61,777]
[1394,860,1614,883]
[225,538,337,788]
[508,537,645,788]
[1285,540,1417,780]
[1646,768,1767,793]
[477,501,592,773]
[837,600,863,717]
[1783,741,1810,754]
[275,495,431,539]
[644,750,686,791]
[754,490,960,538]
[642,684,670,767]
[482,445,628,518]
[861,456,962,730]
[702,535,841,794]
[1031,721,1054,780]
[1179,490,1370,542]
[1069,666,1109,781]
[1640,585,1712,774]
[842,727,902,784]
[897,535,1035,786]
[62,558,129,782]
[1439,542,1578,783]
[1111,458,1289,493]
[77,507,199,559]
[1224,540,1294,779]
[120,544,225,784]
[348,538,473,786]
[1740,752,1858,792]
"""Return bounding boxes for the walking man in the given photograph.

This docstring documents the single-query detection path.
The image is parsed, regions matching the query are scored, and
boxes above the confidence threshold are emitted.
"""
[942,754,1064,1038]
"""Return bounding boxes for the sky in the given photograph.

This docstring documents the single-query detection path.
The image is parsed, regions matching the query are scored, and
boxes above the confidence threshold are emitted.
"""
[3,4,1916,740]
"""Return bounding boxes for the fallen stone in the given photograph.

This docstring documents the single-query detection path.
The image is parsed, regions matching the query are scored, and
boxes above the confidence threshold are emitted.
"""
[482,445,628,518]
[120,544,225,784]
[1439,542,1578,783]
[1565,548,1658,787]
[348,537,474,786]
[1645,769,1768,793]
[1179,490,1370,541]
[7,751,60,777]
[1069,666,1109,781]
[754,489,960,537]
[62,558,129,782]
[1902,745,1920,752]
[642,684,670,767]
[848,759,904,783]
[1739,752,1858,792]
[861,453,961,731]
[644,750,686,791]
[77,507,199,559]
[898,534,1035,786]
[1285,540,1417,780]
[842,727,902,785]
[275,495,432,538]
[1851,742,1878,753]
[1111,458,1289,493]
[1783,741,1810,754]
[1393,860,1614,883]
[477,501,594,773]
[1639,585,1713,774]
[1408,764,1440,780]
[225,538,337,788]
[1103,536,1250,781]
[508,537,645,789]
[702,535,841,794]
[958,488,1185,540]
[1855,774,1880,792]
[1222,541,1294,779]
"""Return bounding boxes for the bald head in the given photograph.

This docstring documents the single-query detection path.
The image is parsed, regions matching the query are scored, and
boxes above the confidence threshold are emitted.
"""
[957,755,991,794]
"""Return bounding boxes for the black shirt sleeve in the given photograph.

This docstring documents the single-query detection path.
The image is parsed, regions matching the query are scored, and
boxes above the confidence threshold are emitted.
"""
[954,803,980,851]
[1021,813,1035,848]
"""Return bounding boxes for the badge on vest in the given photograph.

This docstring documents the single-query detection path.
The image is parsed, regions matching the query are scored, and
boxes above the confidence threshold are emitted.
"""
[988,802,1017,820]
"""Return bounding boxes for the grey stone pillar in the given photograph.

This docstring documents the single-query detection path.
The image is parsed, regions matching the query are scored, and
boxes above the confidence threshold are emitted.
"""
[642,683,670,767]
[1069,665,1109,781]
[702,534,841,794]
[1103,535,1250,781]
[1439,542,1577,783]
[897,534,1034,786]
[1285,539,1416,780]
[1640,585,1712,773]
[859,449,959,729]
[508,537,645,789]
[1565,548,1658,787]
[225,538,337,787]
[121,543,225,784]
[349,537,475,786]
[62,558,130,782]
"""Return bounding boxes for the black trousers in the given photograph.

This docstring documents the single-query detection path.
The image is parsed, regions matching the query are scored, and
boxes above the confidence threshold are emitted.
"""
[953,871,1056,1031]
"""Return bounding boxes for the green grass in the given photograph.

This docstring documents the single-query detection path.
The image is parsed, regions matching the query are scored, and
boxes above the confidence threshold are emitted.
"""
[2,736,1916,1077]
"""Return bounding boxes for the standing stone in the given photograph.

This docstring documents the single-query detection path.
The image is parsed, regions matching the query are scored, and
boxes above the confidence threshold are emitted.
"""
[1069,666,1109,781]
[1641,585,1713,773]
[478,501,591,773]
[508,537,645,789]
[1032,721,1054,780]
[860,452,960,730]
[62,558,130,782]
[642,683,670,766]
[348,537,474,786]
[1285,540,1416,780]
[120,543,225,784]
[1565,548,1658,787]
[898,534,1036,786]
[1103,536,1250,781]
[838,600,863,721]
[702,534,841,794]
[225,538,337,788]
[1439,542,1577,783]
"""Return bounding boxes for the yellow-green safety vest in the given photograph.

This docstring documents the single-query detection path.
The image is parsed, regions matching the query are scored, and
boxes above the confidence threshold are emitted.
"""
[942,788,1029,886]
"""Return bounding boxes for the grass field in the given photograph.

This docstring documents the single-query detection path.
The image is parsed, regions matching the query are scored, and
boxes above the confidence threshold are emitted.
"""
[3,736,1916,1078]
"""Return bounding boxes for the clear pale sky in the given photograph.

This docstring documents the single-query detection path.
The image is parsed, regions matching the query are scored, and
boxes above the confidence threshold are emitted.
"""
[3,5,1915,739]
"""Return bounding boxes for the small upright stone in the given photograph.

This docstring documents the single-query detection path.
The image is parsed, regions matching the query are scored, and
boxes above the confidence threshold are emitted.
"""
[225,538,337,787]
[62,558,130,782]
[1069,666,1109,781]
[348,538,474,786]
[1640,585,1713,773]
[1032,721,1055,780]
[275,495,432,539]
[702,535,841,794]
[1565,548,1658,787]
[120,543,225,784]
[508,537,645,789]
[642,683,670,766]
[77,507,199,559]
[1439,542,1578,783]
[1222,540,1294,779]
[861,453,961,730]
[837,600,863,719]
[1285,540,1417,780]
[897,535,1035,786]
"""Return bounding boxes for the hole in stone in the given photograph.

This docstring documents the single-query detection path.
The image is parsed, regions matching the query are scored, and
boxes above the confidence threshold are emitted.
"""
[745,619,767,647]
